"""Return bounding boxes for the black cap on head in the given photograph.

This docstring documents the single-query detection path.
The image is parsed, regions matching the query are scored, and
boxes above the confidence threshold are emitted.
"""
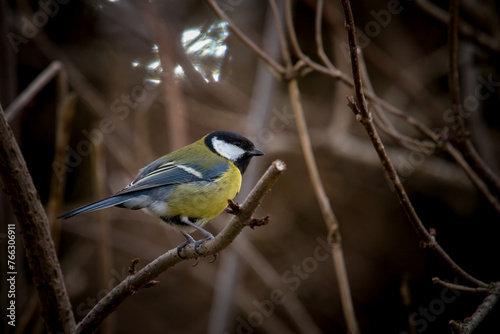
[205,131,264,174]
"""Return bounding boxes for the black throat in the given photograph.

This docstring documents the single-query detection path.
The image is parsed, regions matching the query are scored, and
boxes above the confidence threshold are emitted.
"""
[204,131,256,175]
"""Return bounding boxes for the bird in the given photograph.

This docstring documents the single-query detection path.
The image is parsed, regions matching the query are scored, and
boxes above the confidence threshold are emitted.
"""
[59,130,264,260]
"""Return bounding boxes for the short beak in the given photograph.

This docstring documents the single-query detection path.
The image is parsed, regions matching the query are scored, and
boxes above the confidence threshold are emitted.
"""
[250,148,264,156]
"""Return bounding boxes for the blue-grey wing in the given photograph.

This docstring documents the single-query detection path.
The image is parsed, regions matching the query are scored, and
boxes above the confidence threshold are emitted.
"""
[116,161,229,195]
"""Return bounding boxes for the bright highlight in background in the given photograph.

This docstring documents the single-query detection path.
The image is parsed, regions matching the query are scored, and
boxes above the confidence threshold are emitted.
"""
[131,20,230,84]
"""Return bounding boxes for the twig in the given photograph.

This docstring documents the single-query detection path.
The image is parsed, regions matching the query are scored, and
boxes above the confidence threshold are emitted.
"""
[449,287,500,334]
[207,2,284,331]
[414,0,500,54]
[73,160,286,334]
[230,230,324,334]
[339,0,488,289]
[12,62,75,334]
[288,80,360,334]
[94,139,115,334]
[448,0,500,195]
[448,0,466,143]
[48,92,76,247]
[462,141,500,194]
[205,0,285,75]
[139,2,189,149]
[5,61,64,121]
[207,251,240,334]
[285,2,360,332]
[314,0,337,72]
[443,142,500,212]
[269,0,292,69]
[362,43,445,117]
[355,42,431,152]
[432,277,489,293]
[0,104,76,333]
[446,0,500,212]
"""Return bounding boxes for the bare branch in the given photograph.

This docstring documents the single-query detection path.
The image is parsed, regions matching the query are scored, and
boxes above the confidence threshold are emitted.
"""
[446,0,500,212]
[338,0,488,289]
[288,79,360,334]
[414,0,500,54]
[48,92,76,247]
[448,0,466,143]
[6,61,65,122]
[73,160,286,334]
[314,0,337,72]
[282,2,360,332]
[268,0,292,69]
[432,277,489,293]
[0,104,76,333]
[205,0,285,75]
[449,286,500,334]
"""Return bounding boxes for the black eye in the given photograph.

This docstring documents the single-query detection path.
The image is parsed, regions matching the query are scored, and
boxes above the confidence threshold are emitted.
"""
[234,141,242,147]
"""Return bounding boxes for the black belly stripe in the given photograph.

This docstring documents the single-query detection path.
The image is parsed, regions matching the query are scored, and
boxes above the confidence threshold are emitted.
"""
[161,215,199,226]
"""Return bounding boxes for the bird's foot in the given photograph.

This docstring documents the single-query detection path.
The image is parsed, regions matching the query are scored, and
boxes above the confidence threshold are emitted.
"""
[194,234,218,263]
[177,233,196,260]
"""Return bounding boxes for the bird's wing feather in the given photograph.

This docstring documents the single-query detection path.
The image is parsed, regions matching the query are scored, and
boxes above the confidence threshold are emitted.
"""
[115,161,229,195]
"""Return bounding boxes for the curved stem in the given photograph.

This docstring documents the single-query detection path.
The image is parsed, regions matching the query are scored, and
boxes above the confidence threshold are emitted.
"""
[73,160,286,334]
[205,0,285,75]
[339,0,488,289]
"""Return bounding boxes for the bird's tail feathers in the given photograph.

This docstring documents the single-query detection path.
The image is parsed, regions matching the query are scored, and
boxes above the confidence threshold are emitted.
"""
[58,195,131,219]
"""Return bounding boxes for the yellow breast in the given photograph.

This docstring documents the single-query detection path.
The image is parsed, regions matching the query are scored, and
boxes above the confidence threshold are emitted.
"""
[166,163,242,222]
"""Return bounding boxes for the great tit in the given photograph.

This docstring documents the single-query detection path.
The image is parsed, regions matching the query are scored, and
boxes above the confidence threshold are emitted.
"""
[59,131,264,258]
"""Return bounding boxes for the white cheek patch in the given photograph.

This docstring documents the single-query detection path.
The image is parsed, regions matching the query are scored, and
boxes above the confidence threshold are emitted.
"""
[212,137,245,161]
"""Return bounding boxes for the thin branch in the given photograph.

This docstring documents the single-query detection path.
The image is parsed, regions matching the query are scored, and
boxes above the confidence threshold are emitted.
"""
[462,141,500,194]
[288,77,360,334]
[450,286,500,334]
[94,139,115,334]
[443,142,500,212]
[286,0,345,79]
[73,160,286,334]
[355,43,431,152]
[48,92,76,247]
[139,2,189,149]
[229,235,323,334]
[314,0,337,72]
[283,4,441,145]
[432,277,489,293]
[208,3,289,331]
[446,0,500,212]
[0,103,76,333]
[205,0,285,75]
[268,0,292,69]
[285,2,360,332]
[338,0,488,289]
[287,0,500,214]
[414,0,500,54]
[6,61,64,121]
[448,0,466,142]
[447,0,500,195]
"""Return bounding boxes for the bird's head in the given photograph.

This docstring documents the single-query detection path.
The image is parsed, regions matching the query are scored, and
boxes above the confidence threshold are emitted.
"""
[205,131,264,174]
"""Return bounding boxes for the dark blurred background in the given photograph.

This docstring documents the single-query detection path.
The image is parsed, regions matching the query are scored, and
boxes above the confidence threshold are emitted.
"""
[1,0,500,333]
